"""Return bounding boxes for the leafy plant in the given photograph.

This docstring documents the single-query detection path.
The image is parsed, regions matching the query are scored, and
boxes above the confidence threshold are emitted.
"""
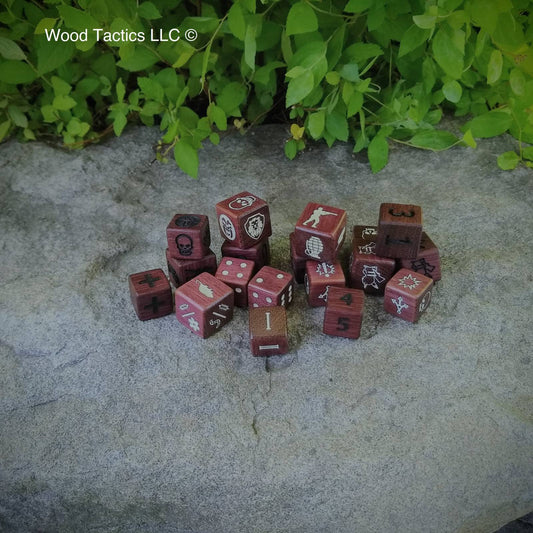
[0,0,532,177]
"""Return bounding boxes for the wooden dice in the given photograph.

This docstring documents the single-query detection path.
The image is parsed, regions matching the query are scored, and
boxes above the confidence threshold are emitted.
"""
[216,191,272,249]
[166,248,217,287]
[215,257,255,307]
[399,232,441,281]
[293,202,347,262]
[129,269,173,321]
[349,225,396,295]
[323,287,364,339]
[175,272,234,338]
[248,266,294,308]
[220,237,270,273]
[249,306,289,356]
[375,203,422,259]
[289,232,307,284]
[384,268,433,323]
[166,214,211,260]
[304,260,345,307]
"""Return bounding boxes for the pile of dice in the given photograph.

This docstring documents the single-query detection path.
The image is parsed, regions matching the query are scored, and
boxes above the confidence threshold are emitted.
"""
[128,192,441,356]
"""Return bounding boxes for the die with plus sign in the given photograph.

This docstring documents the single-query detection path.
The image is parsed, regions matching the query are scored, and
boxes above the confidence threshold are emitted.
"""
[323,287,365,339]
[215,191,272,249]
[304,260,346,307]
[128,269,173,321]
[384,268,433,323]
[248,266,294,308]
[166,213,211,260]
[249,306,289,356]
[215,257,255,307]
[293,202,347,263]
[175,272,234,338]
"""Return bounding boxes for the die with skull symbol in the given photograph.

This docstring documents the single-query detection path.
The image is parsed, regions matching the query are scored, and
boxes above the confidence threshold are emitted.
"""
[166,214,211,260]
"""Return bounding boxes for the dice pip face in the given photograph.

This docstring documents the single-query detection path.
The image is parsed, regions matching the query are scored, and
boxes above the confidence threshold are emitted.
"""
[175,272,234,338]
[216,191,272,249]
[293,202,347,263]
[384,268,433,323]
[166,214,211,260]
[129,269,173,321]
[247,266,294,308]
[304,260,346,307]
[348,225,396,295]
[399,232,441,281]
[375,203,422,259]
[323,286,364,339]
[249,306,289,356]
[215,257,255,307]
[166,248,217,287]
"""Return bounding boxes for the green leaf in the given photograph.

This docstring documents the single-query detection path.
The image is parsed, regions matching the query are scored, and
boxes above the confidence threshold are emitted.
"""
[0,37,26,60]
[463,111,512,138]
[138,2,161,20]
[116,78,125,102]
[344,0,373,13]
[209,132,220,145]
[7,105,27,128]
[0,120,11,142]
[286,2,318,36]
[34,18,57,35]
[208,103,227,131]
[174,139,199,178]
[138,77,164,103]
[217,82,247,115]
[367,134,388,173]
[432,27,463,79]
[399,25,430,57]
[0,60,36,84]
[522,146,533,162]
[53,95,77,111]
[497,151,520,170]
[117,47,159,71]
[442,80,462,103]
[462,129,477,148]
[509,68,525,95]
[343,43,383,64]
[284,138,298,159]
[326,71,341,85]
[57,5,99,31]
[339,63,359,82]
[409,130,459,150]
[413,14,436,29]
[52,76,72,96]
[326,112,349,141]
[113,113,128,136]
[244,22,257,70]
[228,3,246,40]
[286,70,314,107]
[37,39,74,74]
[487,49,503,85]
[347,91,363,117]
[308,110,325,139]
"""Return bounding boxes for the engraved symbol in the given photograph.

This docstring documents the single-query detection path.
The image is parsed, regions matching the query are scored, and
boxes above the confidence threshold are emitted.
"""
[209,318,221,328]
[410,258,435,277]
[340,293,352,306]
[305,236,323,259]
[144,296,160,312]
[318,286,330,302]
[388,208,415,217]
[179,303,189,310]
[362,227,377,238]
[392,296,408,314]
[265,311,271,331]
[176,234,193,256]
[229,195,256,210]
[244,213,265,239]
[419,290,432,312]
[219,214,236,240]
[386,235,411,245]
[316,262,335,278]
[362,265,386,289]
[398,273,421,290]
[175,215,200,227]
[196,279,214,298]
[303,206,338,228]
[358,242,376,254]
[138,273,160,287]
[337,226,346,245]
[219,304,230,311]
[188,317,200,331]
[259,344,279,350]
[337,317,349,331]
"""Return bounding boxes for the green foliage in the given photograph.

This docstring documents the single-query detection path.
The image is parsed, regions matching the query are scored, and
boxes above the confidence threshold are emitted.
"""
[0,0,532,176]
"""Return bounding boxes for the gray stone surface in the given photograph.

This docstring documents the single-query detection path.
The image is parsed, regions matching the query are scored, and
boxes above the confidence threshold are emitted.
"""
[0,124,531,533]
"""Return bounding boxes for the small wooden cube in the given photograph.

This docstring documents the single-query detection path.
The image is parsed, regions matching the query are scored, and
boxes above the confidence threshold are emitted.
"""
[323,287,364,339]
[215,191,272,249]
[129,269,173,321]
[166,248,217,287]
[348,225,396,295]
[175,272,234,338]
[384,268,433,323]
[249,306,289,356]
[215,257,255,307]
[220,237,270,273]
[375,203,422,259]
[304,260,346,307]
[289,232,307,284]
[166,214,211,260]
[399,232,441,281]
[248,266,294,308]
[293,202,347,262]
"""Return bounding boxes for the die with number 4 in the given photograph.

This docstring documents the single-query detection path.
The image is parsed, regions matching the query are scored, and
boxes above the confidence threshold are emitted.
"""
[248,266,294,308]
[323,286,365,339]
